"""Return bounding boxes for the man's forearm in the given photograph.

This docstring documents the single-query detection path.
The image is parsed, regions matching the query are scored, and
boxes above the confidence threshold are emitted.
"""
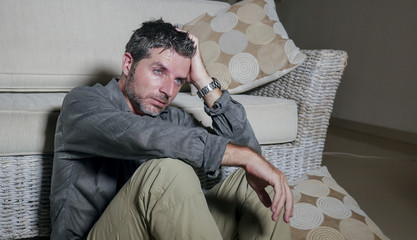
[221,143,294,223]
[221,143,259,168]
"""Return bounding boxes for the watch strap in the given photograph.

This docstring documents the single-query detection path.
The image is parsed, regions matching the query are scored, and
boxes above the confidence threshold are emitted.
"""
[196,77,221,98]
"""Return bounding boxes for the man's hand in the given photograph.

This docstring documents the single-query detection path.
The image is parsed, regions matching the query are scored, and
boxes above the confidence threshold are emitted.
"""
[222,144,294,223]
[185,33,212,88]
[177,29,223,107]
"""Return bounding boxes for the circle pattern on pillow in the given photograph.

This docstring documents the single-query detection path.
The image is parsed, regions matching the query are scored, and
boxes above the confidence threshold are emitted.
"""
[264,0,275,6]
[291,203,324,230]
[181,0,306,93]
[237,3,265,24]
[285,40,306,65]
[274,22,288,39]
[210,12,239,33]
[219,30,248,55]
[264,3,279,21]
[294,179,330,197]
[200,41,220,65]
[206,63,232,88]
[343,195,368,217]
[246,23,275,45]
[257,42,287,74]
[339,218,375,240]
[316,197,352,219]
[229,53,259,84]
[287,167,390,240]
[322,176,348,194]
[306,226,345,240]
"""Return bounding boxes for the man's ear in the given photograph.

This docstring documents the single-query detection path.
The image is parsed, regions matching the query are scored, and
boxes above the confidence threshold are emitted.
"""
[122,52,134,77]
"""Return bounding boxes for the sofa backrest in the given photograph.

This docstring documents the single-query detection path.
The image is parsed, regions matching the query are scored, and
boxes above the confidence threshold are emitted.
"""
[0,0,229,92]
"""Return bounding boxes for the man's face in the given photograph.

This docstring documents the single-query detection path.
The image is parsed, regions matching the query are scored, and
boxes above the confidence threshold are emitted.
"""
[124,48,191,116]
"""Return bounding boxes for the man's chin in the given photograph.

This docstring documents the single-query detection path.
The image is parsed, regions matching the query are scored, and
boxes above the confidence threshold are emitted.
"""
[139,106,164,117]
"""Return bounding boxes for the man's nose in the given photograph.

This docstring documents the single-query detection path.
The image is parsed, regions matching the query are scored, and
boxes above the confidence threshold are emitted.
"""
[160,78,176,98]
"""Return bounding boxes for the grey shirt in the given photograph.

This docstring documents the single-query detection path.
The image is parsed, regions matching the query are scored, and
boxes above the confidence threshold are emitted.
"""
[50,79,260,239]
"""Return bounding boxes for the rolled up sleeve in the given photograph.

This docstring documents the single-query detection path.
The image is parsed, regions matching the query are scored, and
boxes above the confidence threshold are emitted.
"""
[204,91,261,154]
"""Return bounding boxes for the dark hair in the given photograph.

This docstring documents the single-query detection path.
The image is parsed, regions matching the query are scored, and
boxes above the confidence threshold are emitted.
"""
[125,19,196,65]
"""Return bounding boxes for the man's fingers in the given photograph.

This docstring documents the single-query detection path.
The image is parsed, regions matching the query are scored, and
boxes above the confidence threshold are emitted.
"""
[271,174,286,211]
[270,173,294,222]
[273,183,286,221]
[244,156,294,222]
[270,179,284,221]
[284,183,294,223]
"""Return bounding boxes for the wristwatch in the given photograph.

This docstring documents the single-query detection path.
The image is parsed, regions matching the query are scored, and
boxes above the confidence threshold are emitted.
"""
[196,77,221,98]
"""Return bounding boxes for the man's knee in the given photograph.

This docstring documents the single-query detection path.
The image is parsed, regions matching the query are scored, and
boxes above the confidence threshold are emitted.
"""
[154,158,195,173]
[127,158,204,220]
[129,158,200,195]
[149,158,197,181]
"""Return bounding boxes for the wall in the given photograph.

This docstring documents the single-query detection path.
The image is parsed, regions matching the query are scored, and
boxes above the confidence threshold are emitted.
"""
[275,0,417,135]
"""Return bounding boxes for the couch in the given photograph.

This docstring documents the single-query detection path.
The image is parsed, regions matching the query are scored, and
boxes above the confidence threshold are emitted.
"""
[0,0,362,239]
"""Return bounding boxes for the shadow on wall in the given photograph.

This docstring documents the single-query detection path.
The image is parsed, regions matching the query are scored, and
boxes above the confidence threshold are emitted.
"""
[36,70,119,238]
[42,70,120,154]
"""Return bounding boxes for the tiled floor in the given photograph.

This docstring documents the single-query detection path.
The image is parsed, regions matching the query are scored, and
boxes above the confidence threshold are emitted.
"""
[322,126,417,240]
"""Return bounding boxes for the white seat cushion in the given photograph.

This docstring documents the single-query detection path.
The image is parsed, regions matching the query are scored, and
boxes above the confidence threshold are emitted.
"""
[172,93,298,145]
[0,92,297,155]
[0,93,66,156]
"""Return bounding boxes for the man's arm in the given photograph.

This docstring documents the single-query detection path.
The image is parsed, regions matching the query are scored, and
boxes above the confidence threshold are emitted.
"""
[222,144,293,223]
[186,34,222,108]
[187,33,261,153]
[187,33,293,223]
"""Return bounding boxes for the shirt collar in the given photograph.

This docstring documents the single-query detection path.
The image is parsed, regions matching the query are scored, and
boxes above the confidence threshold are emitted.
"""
[105,78,131,113]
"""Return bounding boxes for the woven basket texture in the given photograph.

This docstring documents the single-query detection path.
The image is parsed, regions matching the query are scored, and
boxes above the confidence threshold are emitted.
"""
[0,49,348,239]
[1,155,53,239]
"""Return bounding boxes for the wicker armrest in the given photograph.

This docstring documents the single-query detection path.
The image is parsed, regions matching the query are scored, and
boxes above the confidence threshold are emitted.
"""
[247,49,348,182]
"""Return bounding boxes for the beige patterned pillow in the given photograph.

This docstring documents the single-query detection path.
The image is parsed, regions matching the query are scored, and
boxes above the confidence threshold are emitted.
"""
[290,167,390,240]
[182,0,306,94]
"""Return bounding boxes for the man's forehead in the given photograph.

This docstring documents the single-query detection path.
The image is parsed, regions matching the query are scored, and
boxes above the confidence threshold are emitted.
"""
[148,48,191,75]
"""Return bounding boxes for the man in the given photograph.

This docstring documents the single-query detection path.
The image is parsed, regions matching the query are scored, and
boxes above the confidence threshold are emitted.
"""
[50,19,293,240]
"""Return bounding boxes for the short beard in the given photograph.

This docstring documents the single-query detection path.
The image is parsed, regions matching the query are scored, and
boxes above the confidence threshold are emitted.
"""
[125,63,163,117]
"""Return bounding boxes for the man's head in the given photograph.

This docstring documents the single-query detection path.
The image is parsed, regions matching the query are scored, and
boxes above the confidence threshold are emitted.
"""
[125,19,196,66]
[119,19,196,116]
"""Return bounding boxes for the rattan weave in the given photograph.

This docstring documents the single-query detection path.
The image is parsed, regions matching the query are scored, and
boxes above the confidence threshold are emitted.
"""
[0,49,348,239]
[0,155,53,239]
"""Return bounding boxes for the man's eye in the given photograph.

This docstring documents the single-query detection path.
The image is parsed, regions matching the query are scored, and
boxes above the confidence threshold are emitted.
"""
[154,69,163,75]
[175,79,185,85]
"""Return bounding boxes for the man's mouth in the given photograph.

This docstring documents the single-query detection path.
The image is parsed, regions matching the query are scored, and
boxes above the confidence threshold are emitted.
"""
[152,98,168,108]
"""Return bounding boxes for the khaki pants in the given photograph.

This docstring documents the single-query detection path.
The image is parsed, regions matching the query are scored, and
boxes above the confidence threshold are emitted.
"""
[87,158,291,240]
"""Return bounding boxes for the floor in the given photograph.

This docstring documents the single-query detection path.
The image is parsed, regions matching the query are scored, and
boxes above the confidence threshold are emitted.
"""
[322,126,417,240]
